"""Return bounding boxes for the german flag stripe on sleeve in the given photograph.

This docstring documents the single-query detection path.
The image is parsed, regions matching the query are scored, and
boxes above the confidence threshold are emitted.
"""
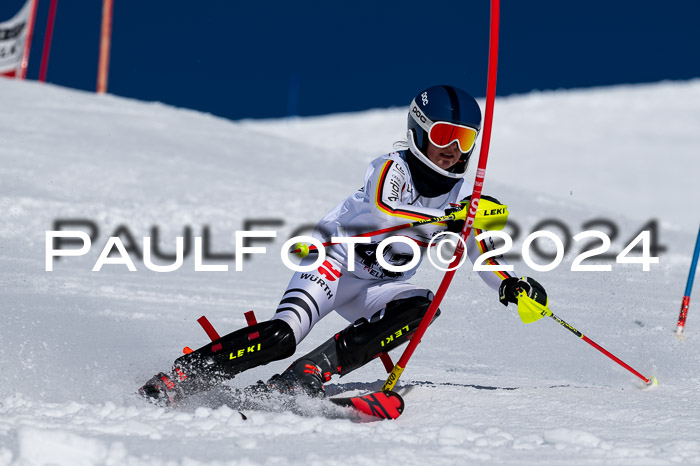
[475,228,513,281]
[375,160,432,221]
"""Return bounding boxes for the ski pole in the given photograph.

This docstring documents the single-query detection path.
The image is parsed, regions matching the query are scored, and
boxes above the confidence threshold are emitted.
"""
[290,213,459,256]
[382,0,501,392]
[290,198,509,257]
[676,224,700,336]
[516,293,656,386]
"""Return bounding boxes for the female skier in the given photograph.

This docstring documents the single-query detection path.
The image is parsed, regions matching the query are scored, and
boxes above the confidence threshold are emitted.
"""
[140,84,548,403]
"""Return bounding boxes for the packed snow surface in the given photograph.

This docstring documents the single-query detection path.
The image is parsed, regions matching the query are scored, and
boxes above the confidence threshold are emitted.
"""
[1,78,700,465]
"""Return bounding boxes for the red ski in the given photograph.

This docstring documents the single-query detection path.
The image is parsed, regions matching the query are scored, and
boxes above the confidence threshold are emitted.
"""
[329,390,404,420]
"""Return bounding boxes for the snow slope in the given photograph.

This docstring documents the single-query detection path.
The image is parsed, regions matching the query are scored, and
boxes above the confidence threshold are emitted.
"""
[1,78,700,465]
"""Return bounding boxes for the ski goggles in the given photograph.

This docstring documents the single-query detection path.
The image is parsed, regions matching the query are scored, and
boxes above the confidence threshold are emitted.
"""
[428,121,478,154]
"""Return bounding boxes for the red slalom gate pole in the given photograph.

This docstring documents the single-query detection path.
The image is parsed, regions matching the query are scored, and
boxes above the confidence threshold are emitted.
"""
[39,0,59,82]
[97,0,113,93]
[382,0,501,392]
[19,0,39,80]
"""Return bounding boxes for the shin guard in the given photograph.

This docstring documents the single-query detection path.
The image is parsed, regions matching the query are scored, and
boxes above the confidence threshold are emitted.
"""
[334,296,439,376]
[141,319,296,404]
[270,296,439,395]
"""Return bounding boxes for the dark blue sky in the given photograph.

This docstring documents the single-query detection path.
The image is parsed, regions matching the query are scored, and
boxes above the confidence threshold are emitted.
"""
[3,1,700,120]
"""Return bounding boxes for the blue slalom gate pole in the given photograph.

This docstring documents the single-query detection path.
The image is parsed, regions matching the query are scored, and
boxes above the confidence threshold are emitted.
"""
[676,225,700,336]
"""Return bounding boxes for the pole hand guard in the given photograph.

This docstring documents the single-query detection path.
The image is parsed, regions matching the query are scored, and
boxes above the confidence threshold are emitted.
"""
[446,195,509,233]
[516,290,551,324]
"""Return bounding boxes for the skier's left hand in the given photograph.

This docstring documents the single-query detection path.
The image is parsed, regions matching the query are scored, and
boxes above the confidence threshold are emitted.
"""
[444,199,469,232]
[444,195,502,233]
[498,276,547,307]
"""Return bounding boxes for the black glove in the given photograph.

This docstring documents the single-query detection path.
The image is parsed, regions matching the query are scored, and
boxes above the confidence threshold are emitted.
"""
[444,200,468,233]
[498,276,547,307]
[444,195,502,233]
